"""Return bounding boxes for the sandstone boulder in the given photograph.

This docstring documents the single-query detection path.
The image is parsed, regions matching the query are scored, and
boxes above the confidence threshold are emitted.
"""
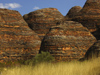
[23,8,64,40]
[0,9,41,63]
[40,21,96,61]
[66,6,82,19]
[72,0,100,40]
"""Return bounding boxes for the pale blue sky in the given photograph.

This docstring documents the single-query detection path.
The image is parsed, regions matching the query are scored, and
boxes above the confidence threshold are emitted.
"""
[0,0,86,16]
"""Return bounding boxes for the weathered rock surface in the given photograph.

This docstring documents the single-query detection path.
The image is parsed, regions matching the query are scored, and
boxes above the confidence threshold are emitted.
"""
[66,6,82,19]
[85,40,100,59]
[72,0,100,40]
[40,21,96,61]
[23,8,64,40]
[0,8,41,63]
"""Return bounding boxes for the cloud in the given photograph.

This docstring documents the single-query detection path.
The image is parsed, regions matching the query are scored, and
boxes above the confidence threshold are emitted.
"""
[33,6,40,10]
[0,3,21,9]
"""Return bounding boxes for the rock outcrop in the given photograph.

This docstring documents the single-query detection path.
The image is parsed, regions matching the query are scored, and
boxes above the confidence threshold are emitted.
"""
[40,21,96,61]
[66,6,82,19]
[85,40,100,59]
[0,9,41,63]
[72,0,100,40]
[23,8,64,40]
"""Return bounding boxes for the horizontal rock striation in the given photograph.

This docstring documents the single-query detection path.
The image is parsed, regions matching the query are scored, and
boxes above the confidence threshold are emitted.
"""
[66,6,82,19]
[40,21,96,61]
[72,0,100,40]
[0,9,41,63]
[23,8,64,40]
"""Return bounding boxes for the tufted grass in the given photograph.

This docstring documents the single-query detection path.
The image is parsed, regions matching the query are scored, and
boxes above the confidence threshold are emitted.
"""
[1,57,100,75]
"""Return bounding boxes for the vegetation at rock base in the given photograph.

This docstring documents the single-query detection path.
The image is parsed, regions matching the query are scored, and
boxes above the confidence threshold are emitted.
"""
[25,51,55,65]
[0,57,100,75]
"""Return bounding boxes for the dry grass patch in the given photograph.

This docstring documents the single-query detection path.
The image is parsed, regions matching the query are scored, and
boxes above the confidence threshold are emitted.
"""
[1,58,100,75]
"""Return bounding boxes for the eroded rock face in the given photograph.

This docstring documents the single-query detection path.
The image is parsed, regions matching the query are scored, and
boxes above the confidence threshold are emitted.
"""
[66,6,82,19]
[0,9,41,63]
[23,8,64,40]
[85,40,100,59]
[72,0,100,40]
[40,21,96,61]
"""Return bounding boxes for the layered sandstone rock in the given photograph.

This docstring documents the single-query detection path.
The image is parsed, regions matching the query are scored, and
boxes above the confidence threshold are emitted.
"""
[0,8,41,63]
[40,21,96,61]
[72,0,100,40]
[85,40,100,59]
[66,6,82,19]
[23,8,64,40]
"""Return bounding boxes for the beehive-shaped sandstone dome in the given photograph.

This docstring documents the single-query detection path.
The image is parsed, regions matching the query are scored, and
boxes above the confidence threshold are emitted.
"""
[40,21,96,61]
[66,6,82,18]
[23,8,64,40]
[0,9,41,62]
[72,0,100,40]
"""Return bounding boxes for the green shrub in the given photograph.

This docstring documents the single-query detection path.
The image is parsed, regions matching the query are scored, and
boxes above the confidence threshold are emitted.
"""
[25,51,55,65]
